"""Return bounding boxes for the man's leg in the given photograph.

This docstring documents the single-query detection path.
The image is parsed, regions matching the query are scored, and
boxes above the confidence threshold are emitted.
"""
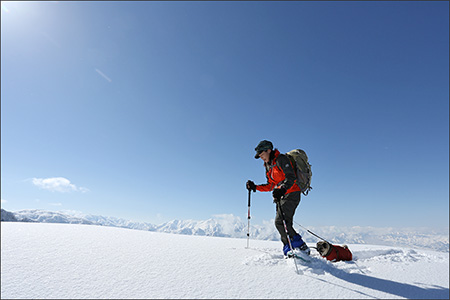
[274,191,301,245]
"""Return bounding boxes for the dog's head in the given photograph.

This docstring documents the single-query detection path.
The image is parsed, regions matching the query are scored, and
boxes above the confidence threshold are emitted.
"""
[316,241,332,257]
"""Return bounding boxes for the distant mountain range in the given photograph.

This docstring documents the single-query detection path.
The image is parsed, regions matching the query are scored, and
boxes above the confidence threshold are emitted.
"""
[2,208,448,253]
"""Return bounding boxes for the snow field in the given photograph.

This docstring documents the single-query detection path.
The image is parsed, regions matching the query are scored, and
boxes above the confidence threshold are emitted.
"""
[1,222,448,299]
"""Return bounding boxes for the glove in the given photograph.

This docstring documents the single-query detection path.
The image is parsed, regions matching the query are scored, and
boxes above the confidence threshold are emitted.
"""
[246,180,256,192]
[272,187,286,201]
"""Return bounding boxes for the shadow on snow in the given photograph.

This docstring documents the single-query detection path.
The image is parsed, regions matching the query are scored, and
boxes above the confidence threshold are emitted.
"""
[326,264,449,299]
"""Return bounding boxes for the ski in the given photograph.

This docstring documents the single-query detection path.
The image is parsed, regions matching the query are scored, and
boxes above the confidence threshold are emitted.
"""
[285,253,311,263]
[294,254,311,263]
[285,247,313,263]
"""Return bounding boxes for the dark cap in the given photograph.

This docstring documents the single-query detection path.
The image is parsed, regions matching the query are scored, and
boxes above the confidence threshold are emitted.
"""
[254,140,273,159]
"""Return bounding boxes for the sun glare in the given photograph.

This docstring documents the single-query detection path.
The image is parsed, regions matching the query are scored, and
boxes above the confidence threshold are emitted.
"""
[1,2,10,14]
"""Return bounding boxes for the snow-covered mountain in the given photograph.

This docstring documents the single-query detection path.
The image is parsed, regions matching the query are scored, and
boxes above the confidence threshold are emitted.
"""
[80,213,156,231]
[2,209,448,253]
[11,209,94,225]
[1,222,449,299]
[1,209,17,222]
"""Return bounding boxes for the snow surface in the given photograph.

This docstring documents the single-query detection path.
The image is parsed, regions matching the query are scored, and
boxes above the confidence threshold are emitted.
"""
[1,222,449,299]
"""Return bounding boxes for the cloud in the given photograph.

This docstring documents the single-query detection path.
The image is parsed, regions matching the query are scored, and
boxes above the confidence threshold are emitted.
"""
[32,177,89,193]
[1,199,7,203]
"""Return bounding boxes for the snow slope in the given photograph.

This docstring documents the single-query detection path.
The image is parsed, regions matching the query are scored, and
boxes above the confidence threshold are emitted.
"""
[1,222,448,299]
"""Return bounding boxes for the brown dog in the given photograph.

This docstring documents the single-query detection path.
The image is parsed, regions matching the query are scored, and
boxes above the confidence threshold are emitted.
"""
[316,241,352,262]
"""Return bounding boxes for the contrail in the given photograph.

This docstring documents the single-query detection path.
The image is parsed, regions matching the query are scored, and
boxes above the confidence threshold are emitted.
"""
[95,68,112,82]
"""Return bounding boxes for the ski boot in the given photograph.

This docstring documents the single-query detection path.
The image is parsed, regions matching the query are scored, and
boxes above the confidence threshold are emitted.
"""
[292,235,310,256]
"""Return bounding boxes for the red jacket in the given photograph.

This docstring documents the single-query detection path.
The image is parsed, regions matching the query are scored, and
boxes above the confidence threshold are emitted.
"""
[325,245,353,262]
[256,149,301,194]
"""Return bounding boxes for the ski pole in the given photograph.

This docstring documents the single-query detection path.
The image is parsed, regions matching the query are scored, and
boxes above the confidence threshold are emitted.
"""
[246,189,251,248]
[294,221,331,243]
[276,201,299,274]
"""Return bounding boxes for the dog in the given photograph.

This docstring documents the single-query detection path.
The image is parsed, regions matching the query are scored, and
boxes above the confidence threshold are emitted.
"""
[316,240,352,262]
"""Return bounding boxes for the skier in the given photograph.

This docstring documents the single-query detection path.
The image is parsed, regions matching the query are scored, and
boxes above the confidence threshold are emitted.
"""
[247,140,310,257]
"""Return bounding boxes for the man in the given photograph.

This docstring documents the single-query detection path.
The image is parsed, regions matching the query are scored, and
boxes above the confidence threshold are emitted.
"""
[246,140,310,257]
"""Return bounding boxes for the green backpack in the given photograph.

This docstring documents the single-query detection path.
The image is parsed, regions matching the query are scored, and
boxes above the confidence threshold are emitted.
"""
[286,149,312,196]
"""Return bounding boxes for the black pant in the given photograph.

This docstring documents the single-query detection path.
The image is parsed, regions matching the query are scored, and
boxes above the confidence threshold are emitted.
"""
[274,191,301,246]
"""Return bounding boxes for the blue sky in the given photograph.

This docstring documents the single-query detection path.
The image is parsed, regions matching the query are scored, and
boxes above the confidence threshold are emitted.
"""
[1,1,448,230]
